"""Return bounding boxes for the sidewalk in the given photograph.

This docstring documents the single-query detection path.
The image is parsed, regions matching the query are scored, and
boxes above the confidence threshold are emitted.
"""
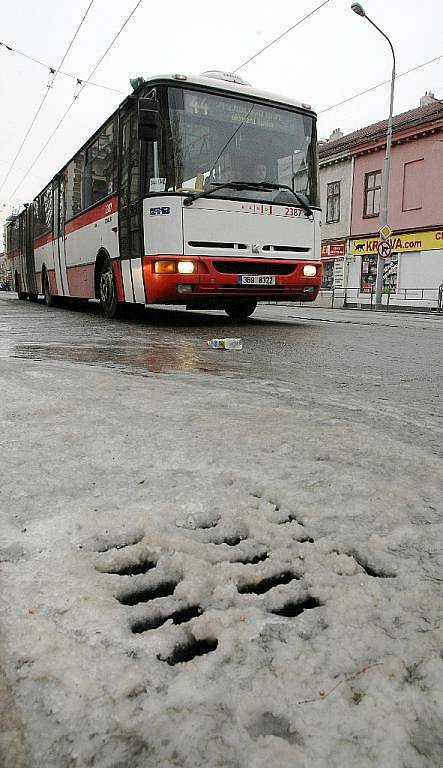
[310,291,443,315]
[1,346,442,767]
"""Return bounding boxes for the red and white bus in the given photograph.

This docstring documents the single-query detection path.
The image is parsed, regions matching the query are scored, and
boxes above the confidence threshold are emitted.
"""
[5,71,322,320]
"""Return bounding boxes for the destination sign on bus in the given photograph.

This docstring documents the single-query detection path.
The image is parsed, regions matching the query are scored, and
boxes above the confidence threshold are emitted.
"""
[183,92,293,132]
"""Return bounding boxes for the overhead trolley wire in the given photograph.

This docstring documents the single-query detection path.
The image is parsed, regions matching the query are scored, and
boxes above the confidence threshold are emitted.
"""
[0,40,126,95]
[50,0,96,77]
[5,0,144,206]
[0,1,96,195]
[73,0,143,99]
[318,52,443,114]
[232,0,332,73]
[227,0,442,120]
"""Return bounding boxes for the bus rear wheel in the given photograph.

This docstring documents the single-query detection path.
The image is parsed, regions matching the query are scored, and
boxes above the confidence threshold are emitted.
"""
[99,258,119,318]
[15,273,26,300]
[43,272,57,307]
[225,300,257,320]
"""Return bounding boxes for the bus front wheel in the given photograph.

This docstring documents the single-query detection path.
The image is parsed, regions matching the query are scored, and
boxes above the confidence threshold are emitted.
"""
[99,258,119,318]
[225,300,257,320]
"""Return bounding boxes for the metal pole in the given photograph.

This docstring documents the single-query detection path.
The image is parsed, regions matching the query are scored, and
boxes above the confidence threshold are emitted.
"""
[352,6,396,309]
[371,21,396,306]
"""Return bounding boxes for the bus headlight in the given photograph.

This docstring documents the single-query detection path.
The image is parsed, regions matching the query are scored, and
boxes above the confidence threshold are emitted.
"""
[177,261,195,274]
[303,265,317,277]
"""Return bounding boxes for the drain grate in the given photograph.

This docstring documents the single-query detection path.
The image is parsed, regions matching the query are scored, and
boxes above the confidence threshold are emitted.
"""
[91,531,145,552]
[347,551,396,578]
[232,551,269,565]
[101,558,157,576]
[210,534,247,547]
[271,596,321,618]
[118,580,179,606]
[196,518,220,530]
[279,514,304,527]
[161,637,218,666]
[238,571,299,595]
[131,605,203,634]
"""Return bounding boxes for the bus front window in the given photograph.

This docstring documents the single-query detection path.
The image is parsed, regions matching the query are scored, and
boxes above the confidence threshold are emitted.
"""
[157,87,319,206]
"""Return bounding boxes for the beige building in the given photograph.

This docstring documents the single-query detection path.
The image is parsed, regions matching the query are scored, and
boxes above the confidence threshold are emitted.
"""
[319,129,353,290]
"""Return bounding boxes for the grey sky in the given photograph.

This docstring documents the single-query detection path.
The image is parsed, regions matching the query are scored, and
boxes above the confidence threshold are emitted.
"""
[1,0,442,229]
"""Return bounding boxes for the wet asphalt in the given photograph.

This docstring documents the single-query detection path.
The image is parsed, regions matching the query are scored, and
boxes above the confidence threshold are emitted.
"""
[1,292,442,455]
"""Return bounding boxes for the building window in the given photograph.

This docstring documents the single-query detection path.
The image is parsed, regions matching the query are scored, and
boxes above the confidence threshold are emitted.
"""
[321,260,334,289]
[363,170,382,217]
[383,253,399,294]
[360,253,398,294]
[326,181,340,223]
[402,159,423,211]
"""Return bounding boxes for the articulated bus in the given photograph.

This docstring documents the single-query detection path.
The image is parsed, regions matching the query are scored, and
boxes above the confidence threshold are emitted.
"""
[5,71,322,320]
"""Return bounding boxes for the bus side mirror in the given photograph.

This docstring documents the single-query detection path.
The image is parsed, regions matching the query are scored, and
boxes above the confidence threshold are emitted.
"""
[138,98,159,141]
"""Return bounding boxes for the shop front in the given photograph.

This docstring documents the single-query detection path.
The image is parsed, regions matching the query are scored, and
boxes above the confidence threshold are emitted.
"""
[348,228,443,306]
[360,252,398,294]
[321,241,346,290]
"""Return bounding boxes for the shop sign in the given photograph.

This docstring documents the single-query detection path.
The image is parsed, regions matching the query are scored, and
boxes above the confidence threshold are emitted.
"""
[333,258,345,288]
[321,241,346,258]
[352,229,443,256]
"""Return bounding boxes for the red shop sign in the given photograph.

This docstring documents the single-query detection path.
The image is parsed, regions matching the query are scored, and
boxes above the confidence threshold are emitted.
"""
[321,242,346,258]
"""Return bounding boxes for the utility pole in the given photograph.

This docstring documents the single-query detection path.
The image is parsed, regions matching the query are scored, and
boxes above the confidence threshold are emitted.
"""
[351,3,396,308]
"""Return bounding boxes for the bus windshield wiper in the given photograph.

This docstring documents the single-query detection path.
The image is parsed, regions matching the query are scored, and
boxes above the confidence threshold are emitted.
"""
[183,180,313,217]
[183,181,257,207]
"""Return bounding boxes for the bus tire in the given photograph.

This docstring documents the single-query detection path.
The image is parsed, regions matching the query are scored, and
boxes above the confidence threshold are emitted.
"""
[15,273,26,300]
[225,300,257,320]
[99,257,119,318]
[43,272,58,307]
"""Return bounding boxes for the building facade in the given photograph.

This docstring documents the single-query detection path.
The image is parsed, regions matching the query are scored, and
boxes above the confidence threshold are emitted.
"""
[319,133,353,291]
[319,96,443,307]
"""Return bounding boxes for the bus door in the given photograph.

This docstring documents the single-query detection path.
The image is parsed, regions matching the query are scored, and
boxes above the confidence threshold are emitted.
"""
[118,103,145,303]
[18,214,27,291]
[24,205,37,295]
[52,176,69,296]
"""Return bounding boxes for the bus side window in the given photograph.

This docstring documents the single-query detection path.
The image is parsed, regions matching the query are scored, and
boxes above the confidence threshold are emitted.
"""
[84,120,116,209]
[66,152,85,219]
[34,185,53,237]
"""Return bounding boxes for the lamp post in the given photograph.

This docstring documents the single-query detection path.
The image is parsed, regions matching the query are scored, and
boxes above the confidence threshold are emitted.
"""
[351,3,396,307]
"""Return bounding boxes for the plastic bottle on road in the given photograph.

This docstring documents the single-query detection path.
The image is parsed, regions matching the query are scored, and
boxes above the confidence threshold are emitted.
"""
[207,338,242,350]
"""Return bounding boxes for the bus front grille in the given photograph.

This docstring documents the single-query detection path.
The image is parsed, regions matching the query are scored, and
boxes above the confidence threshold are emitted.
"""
[212,261,295,275]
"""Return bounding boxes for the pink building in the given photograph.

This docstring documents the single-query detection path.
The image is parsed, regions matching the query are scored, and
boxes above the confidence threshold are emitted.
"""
[351,102,443,236]
[320,95,443,306]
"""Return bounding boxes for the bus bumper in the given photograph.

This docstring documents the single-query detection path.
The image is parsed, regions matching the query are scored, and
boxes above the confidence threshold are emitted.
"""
[142,256,322,305]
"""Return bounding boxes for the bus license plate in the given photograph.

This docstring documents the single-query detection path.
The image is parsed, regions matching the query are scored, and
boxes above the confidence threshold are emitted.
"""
[238,275,276,286]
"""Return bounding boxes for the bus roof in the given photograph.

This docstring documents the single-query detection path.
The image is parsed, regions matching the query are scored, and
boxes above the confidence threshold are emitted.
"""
[26,72,316,207]
[133,72,316,115]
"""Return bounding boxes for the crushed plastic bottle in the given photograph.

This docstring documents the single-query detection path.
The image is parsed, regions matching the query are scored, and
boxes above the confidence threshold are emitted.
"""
[207,338,242,350]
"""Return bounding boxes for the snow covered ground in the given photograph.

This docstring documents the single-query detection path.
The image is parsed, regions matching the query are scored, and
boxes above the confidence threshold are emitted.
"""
[1,301,442,767]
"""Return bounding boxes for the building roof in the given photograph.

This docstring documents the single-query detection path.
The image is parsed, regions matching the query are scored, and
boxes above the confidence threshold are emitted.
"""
[319,101,443,160]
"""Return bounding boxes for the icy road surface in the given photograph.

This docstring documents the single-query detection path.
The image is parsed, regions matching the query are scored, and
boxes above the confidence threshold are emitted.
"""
[0,294,442,768]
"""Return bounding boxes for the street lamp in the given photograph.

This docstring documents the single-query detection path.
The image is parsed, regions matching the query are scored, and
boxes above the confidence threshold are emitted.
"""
[351,3,396,307]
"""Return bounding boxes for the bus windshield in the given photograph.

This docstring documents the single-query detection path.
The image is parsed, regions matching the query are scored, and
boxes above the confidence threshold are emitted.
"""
[156,86,319,207]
